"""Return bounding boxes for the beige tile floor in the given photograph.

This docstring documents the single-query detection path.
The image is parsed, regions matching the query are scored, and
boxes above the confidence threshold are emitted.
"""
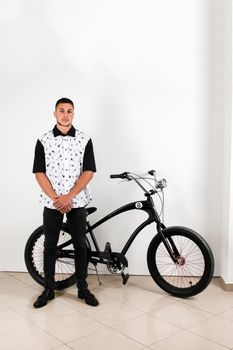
[0,272,233,349]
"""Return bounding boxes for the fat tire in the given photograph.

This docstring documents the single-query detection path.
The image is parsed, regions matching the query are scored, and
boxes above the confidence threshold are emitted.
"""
[147,226,214,297]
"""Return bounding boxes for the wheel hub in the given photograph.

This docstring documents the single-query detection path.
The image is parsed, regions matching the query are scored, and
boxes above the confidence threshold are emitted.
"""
[177,256,186,266]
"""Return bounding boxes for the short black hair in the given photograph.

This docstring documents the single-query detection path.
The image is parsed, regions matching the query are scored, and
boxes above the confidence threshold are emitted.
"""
[55,98,74,110]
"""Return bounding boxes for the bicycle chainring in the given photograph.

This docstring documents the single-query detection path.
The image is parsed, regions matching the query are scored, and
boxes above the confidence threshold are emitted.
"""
[107,254,127,275]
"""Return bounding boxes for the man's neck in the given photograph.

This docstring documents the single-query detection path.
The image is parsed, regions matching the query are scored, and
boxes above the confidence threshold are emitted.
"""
[56,123,72,135]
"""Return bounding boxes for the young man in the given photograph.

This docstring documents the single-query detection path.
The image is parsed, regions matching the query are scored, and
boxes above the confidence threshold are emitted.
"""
[32,97,99,308]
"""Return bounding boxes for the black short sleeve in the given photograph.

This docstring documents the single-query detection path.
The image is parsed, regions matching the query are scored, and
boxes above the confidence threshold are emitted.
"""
[32,139,46,173]
[83,139,96,172]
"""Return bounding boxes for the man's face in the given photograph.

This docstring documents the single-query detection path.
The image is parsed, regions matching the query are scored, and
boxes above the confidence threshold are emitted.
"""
[54,103,74,128]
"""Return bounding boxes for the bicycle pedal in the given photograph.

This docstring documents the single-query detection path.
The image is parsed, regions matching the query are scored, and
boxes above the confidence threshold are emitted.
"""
[121,272,129,285]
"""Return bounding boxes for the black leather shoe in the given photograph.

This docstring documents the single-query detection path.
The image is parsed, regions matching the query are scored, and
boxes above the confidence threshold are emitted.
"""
[78,288,99,306]
[33,289,55,308]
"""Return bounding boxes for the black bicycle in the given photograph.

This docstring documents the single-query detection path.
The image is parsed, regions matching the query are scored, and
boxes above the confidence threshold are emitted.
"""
[24,170,214,298]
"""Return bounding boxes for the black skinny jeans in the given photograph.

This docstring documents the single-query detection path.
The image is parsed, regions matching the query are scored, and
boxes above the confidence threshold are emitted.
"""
[43,207,88,290]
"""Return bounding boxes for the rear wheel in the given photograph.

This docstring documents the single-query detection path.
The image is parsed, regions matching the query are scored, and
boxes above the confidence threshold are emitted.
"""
[24,224,91,290]
[147,226,214,297]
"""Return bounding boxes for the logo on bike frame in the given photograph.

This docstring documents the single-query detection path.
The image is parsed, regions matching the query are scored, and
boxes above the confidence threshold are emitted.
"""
[135,202,143,209]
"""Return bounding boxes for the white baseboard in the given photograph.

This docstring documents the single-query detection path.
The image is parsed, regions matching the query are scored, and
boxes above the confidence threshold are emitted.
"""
[220,277,233,291]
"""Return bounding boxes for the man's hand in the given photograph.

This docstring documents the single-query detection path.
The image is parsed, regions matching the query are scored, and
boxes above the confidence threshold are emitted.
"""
[53,195,72,213]
[52,171,94,213]
[59,204,72,214]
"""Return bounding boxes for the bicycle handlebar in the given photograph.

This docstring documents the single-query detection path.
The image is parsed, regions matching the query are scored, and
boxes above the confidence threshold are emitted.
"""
[110,170,167,193]
[110,170,155,180]
[110,172,129,179]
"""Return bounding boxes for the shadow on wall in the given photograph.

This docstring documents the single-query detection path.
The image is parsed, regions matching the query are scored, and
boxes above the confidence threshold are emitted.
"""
[204,0,224,273]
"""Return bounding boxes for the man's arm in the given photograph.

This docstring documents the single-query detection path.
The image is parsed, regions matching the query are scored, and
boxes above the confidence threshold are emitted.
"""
[35,173,72,213]
[53,171,94,211]
[35,172,57,200]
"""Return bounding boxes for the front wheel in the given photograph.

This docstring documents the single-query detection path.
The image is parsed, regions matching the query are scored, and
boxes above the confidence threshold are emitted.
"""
[147,226,214,297]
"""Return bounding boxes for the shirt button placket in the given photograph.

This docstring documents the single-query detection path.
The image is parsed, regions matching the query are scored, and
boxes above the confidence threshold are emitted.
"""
[63,137,70,194]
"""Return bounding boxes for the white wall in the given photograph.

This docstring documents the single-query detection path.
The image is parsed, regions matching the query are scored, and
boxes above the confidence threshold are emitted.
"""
[0,0,224,275]
[221,0,233,284]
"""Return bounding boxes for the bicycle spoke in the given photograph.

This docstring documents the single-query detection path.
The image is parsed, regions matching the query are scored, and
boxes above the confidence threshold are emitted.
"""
[155,235,205,288]
[31,230,75,283]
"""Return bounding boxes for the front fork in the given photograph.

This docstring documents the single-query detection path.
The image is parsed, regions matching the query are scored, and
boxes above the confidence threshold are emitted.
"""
[156,223,180,263]
[149,195,180,264]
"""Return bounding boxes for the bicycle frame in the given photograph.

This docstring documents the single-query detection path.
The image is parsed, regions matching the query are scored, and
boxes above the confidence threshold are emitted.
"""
[86,194,160,257]
[60,191,178,266]
[59,189,179,274]
[85,190,182,268]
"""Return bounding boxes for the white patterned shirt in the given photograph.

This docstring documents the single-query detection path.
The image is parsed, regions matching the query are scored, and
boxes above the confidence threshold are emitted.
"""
[33,125,96,209]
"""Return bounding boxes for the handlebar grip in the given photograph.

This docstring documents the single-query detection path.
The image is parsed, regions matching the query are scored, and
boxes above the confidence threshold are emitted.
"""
[110,172,129,179]
[110,174,121,179]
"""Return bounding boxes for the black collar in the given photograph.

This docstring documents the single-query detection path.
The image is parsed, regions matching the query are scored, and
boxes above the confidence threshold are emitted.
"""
[53,125,76,137]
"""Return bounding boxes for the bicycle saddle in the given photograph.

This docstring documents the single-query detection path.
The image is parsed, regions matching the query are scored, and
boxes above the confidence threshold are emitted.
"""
[85,207,97,216]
